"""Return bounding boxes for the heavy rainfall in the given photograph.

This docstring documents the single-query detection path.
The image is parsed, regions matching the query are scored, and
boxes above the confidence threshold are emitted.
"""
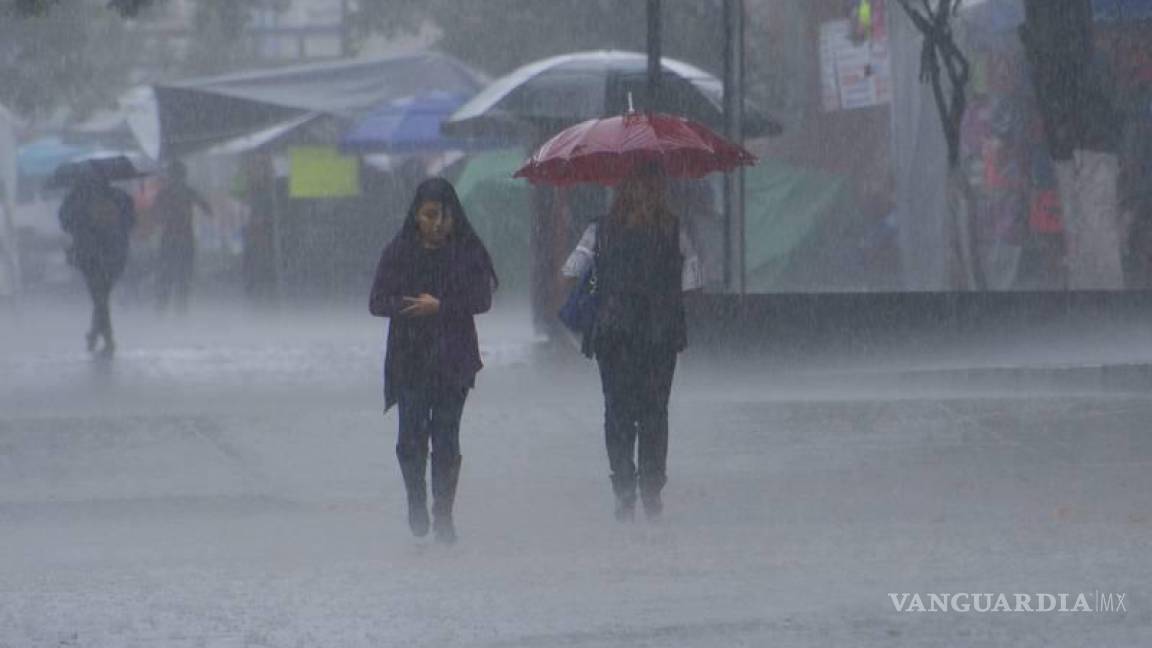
[1,0,1150,646]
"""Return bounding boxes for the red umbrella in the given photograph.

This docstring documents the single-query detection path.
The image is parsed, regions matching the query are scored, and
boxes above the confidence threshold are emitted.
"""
[513,111,757,186]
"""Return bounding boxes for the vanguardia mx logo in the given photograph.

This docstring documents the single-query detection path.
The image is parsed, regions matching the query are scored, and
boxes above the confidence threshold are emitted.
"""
[888,592,1128,613]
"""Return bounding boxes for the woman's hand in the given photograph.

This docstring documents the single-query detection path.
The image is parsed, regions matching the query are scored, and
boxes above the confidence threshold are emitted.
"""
[400,293,440,317]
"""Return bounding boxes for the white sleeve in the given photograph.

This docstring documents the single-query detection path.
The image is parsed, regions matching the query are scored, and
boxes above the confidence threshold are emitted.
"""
[561,223,598,278]
[680,229,702,291]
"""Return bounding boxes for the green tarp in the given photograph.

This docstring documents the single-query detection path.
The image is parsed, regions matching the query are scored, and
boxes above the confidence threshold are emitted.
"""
[743,158,851,291]
[453,148,533,290]
[452,149,851,293]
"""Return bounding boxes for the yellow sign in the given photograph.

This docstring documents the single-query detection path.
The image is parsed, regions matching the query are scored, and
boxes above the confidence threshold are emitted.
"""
[289,147,360,198]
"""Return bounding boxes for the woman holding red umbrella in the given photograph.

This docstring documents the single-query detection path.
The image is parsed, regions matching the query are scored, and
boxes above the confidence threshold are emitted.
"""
[583,162,690,521]
[519,108,759,522]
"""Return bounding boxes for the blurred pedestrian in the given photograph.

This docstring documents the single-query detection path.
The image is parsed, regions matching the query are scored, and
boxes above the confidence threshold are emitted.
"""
[58,164,136,356]
[369,177,498,543]
[240,157,278,302]
[153,160,212,313]
[562,163,698,522]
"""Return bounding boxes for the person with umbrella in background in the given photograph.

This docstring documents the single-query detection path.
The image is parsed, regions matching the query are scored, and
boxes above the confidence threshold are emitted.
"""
[369,177,498,544]
[517,108,758,522]
[58,162,137,356]
[152,160,213,314]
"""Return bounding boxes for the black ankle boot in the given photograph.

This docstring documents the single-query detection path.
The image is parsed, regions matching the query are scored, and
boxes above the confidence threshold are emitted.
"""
[397,445,429,538]
[408,494,430,537]
[641,493,662,519]
[432,512,456,544]
[431,454,461,543]
[610,472,637,522]
[614,493,636,522]
[639,473,666,520]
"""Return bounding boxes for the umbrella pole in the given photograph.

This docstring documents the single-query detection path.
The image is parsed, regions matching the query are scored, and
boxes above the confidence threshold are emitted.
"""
[647,0,662,107]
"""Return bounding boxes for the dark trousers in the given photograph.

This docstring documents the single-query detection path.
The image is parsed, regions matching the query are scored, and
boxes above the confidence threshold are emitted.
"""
[597,343,677,503]
[82,269,118,347]
[396,385,468,516]
[156,244,194,313]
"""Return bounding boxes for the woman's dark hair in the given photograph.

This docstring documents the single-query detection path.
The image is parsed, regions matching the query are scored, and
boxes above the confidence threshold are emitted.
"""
[399,177,499,289]
[607,161,676,235]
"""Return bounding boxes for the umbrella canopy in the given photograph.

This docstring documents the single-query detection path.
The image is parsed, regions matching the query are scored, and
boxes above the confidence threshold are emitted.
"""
[514,111,757,187]
[16,137,100,177]
[125,52,485,159]
[339,91,494,154]
[1093,0,1152,21]
[46,153,154,190]
[443,50,781,139]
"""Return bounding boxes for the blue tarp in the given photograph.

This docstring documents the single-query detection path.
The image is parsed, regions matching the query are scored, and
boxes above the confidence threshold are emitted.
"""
[1094,0,1152,22]
[16,137,97,177]
[964,0,1152,35]
[339,91,494,154]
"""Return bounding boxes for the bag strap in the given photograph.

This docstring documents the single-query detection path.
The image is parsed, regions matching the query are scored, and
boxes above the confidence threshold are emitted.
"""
[589,220,601,294]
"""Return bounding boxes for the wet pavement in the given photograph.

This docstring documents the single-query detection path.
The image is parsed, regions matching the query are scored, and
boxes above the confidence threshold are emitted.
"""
[1,298,1150,646]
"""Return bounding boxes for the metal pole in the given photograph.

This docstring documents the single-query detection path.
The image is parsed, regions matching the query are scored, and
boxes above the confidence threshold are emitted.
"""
[647,0,662,110]
[270,158,286,306]
[734,0,746,295]
[722,0,746,294]
[340,0,351,58]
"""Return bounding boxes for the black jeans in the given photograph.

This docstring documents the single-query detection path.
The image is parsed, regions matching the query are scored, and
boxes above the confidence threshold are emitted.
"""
[395,385,468,515]
[597,342,677,503]
[156,243,194,313]
[82,269,118,347]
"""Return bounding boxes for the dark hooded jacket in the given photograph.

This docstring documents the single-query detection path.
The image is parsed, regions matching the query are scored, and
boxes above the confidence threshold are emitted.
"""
[369,178,497,410]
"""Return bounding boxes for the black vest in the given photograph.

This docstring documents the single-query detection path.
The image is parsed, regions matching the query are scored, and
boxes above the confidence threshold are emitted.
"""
[593,215,686,352]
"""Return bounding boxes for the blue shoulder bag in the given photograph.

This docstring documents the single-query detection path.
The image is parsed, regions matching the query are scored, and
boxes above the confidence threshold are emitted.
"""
[558,228,599,336]
[558,264,598,335]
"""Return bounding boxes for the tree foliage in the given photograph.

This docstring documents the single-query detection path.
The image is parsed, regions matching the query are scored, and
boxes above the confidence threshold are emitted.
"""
[0,0,286,120]
[353,0,727,77]
[352,0,807,120]
[0,2,143,121]
[1,0,804,124]
[5,0,155,18]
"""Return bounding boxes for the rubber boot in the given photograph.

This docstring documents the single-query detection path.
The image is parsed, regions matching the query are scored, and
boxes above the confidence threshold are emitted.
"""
[100,333,116,357]
[396,445,429,537]
[639,473,666,520]
[431,454,461,543]
[611,473,637,522]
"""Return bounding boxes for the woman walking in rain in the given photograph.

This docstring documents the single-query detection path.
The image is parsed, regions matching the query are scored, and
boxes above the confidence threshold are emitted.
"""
[369,177,497,543]
[59,165,137,356]
[563,163,699,522]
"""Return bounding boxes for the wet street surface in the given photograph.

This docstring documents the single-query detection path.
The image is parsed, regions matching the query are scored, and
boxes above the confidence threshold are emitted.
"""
[1,300,1150,647]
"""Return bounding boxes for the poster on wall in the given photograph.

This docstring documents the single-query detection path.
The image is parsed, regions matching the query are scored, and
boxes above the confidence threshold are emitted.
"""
[820,18,892,112]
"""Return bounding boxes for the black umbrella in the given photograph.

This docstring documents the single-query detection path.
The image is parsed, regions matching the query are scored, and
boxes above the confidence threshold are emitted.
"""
[46,154,153,190]
[442,50,782,139]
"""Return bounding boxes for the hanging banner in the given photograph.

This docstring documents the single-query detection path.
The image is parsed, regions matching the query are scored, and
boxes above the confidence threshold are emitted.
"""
[820,16,892,112]
[288,146,360,198]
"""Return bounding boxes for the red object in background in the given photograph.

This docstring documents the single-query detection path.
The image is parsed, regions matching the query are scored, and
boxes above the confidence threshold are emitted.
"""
[514,112,757,187]
[129,176,162,238]
[1029,188,1064,234]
